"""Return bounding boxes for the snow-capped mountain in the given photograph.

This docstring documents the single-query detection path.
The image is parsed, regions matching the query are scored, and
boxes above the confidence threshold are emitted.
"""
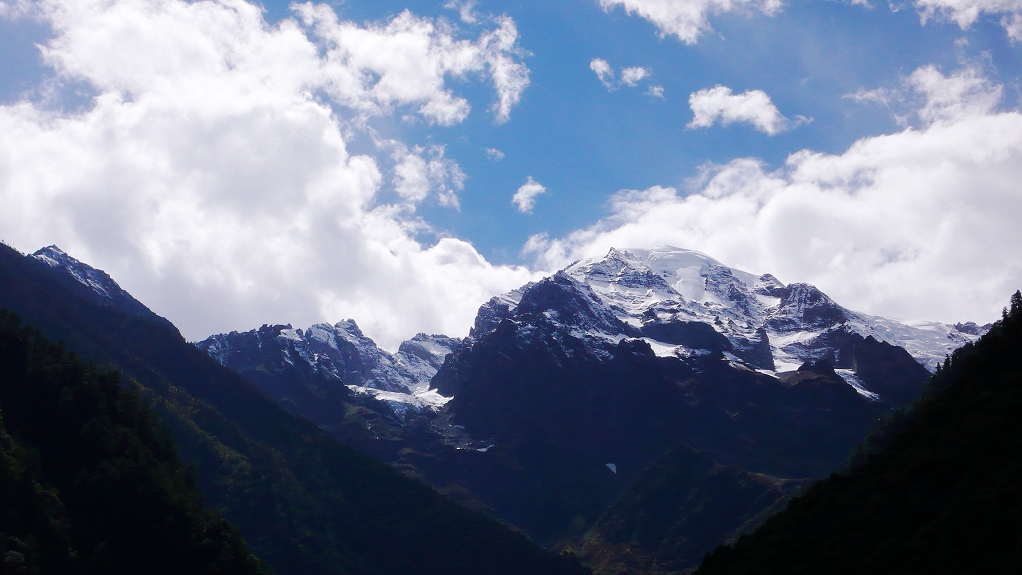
[32,242,983,411]
[471,246,984,401]
[196,245,984,417]
[29,245,158,320]
[197,321,464,417]
[425,246,956,543]
[21,242,999,572]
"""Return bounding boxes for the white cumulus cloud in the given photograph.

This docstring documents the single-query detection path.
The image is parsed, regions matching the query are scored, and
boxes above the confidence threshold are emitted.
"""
[295,3,529,125]
[512,177,548,213]
[847,65,1001,127]
[597,0,784,44]
[590,58,616,88]
[908,64,1001,123]
[526,65,1022,327]
[620,66,651,86]
[391,144,465,208]
[688,85,792,135]
[0,0,537,350]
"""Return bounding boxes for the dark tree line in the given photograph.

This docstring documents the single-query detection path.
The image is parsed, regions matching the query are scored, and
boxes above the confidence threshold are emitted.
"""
[0,310,271,575]
[696,291,1022,575]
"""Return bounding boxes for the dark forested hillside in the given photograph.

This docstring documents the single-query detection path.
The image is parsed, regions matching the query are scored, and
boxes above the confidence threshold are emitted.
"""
[0,242,590,575]
[581,445,809,575]
[0,311,270,575]
[697,291,1022,575]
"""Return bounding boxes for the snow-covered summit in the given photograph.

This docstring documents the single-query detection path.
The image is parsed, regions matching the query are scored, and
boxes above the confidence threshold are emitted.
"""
[198,321,464,416]
[32,245,117,297]
[29,245,156,319]
[478,246,985,374]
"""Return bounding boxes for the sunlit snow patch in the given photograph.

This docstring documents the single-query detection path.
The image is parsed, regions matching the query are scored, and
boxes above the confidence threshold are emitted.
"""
[346,385,453,410]
[834,369,881,401]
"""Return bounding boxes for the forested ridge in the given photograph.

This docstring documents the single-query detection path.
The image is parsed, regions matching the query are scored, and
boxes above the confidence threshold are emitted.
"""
[0,311,270,575]
[696,292,1022,575]
[0,242,591,575]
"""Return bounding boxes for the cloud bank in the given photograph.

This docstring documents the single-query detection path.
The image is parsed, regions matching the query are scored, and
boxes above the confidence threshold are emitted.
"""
[527,65,1022,325]
[688,86,793,135]
[0,0,535,349]
[597,0,783,43]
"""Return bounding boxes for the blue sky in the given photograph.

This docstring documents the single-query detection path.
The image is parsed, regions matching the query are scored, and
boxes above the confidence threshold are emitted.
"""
[1,0,1021,347]
[289,0,1020,261]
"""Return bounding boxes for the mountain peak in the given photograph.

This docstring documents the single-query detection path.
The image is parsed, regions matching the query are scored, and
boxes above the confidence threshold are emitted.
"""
[480,245,985,376]
[32,245,117,299]
[35,244,67,257]
[334,318,365,338]
[29,245,156,320]
[199,319,458,416]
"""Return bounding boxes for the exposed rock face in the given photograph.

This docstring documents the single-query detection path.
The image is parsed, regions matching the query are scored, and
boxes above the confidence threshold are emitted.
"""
[198,321,463,414]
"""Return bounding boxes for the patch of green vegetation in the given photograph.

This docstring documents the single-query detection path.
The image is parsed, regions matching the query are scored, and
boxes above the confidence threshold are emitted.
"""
[0,311,270,575]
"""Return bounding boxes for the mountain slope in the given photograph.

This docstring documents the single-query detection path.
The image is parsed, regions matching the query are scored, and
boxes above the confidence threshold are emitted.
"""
[696,291,1022,575]
[0,242,590,575]
[432,294,887,544]
[193,245,978,573]
[581,445,808,575]
[194,323,464,461]
[0,310,270,575]
[420,246,978,567]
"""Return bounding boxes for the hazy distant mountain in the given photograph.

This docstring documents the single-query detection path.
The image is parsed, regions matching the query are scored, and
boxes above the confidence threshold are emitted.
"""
[194,322,473,469]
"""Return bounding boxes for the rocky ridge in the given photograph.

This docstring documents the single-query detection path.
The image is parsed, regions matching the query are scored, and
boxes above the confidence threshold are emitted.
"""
[198,321,463,417]
[468,246,986,403]
[32,244,985,412]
